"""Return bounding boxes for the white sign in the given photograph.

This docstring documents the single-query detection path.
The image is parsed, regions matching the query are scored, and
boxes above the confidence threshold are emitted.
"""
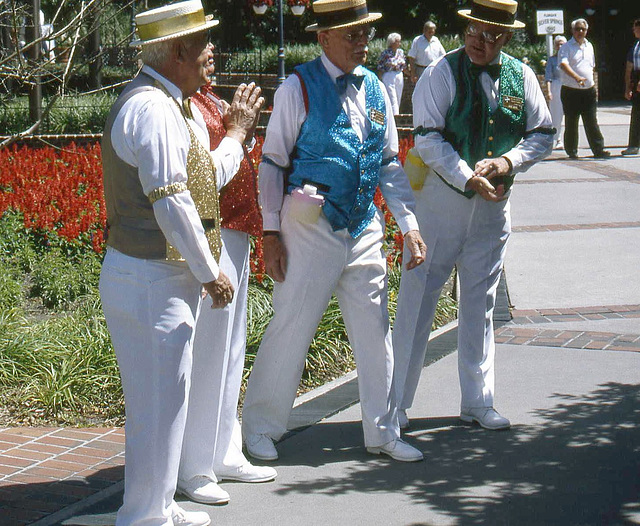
[536,10,564,36]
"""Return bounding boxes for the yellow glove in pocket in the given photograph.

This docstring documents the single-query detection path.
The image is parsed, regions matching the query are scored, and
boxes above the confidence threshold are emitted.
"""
[403,147,431,191]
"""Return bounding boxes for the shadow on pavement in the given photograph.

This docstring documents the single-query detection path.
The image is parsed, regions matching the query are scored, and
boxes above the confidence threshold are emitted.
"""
[275,381,640,525]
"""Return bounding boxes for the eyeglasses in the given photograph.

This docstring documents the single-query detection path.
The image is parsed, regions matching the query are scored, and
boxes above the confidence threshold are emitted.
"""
[465,23,504,44]
[343,26,376,43]
[573,27,587,32]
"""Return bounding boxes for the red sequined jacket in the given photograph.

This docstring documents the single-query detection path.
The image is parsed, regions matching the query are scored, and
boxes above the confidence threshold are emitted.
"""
[192,85,262,237]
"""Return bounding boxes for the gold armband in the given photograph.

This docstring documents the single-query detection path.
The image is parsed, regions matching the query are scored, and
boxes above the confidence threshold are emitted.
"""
[147,182,188,204]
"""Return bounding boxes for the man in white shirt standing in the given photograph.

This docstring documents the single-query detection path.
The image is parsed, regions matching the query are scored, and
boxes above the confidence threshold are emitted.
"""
[393,0,553,432]
[558,18,610,159]
[408,21,446,83]
[100,1,262,524]
[242,0,427,464]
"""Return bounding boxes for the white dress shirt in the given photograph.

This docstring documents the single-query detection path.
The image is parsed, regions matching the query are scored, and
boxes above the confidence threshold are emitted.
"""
[408,34,446,67]
[259,53,418,234]
[412,50,553,192]
[110,66,244,283]
[558,37,596,89]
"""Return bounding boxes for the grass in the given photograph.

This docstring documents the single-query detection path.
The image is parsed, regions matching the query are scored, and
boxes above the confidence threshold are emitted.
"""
[0,210,457,426]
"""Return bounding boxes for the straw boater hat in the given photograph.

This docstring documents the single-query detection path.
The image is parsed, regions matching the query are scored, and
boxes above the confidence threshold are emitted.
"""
[130,0,219,47]
[458,0,525,30]
[305,0,382,33]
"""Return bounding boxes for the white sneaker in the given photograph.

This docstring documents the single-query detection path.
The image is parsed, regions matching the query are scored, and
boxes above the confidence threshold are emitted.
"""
[170,502,211,526]
[245,434,278,461]
[177,475,230,505]
[460,407,511,430]
[217,462,277,483]
[366,438,423,462]
[398,409,410,430]
[554,140,564,150]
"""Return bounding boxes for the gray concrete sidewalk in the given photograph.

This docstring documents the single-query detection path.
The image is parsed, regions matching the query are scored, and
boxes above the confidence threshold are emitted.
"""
[50,104,640,526]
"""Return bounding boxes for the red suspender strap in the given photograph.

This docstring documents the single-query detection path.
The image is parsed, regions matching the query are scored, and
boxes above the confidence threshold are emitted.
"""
[293,70,309,114]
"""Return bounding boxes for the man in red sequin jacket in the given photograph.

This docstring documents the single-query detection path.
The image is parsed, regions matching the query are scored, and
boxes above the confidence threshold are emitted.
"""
[178,82,277,505]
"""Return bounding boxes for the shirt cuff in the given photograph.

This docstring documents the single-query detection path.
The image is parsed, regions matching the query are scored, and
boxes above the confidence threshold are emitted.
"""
[395,214,420,235]
[261,211,281,232]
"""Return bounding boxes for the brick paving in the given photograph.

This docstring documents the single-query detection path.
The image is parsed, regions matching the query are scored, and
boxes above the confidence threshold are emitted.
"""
[0,427,124,526]
[496,305,640,351]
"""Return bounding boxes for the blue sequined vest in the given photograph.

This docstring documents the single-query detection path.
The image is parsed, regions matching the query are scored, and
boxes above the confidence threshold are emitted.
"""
[288,57,387,238]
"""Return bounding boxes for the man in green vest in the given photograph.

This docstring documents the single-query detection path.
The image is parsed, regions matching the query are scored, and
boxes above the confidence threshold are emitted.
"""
[393,0,553,431]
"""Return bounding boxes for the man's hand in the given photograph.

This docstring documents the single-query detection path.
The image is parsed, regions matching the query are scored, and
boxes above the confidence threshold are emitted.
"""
[223,82,265,145]
[263,233,287,282]
[403,230,427,270]
[203,271,235,309]
[469,157,511,202]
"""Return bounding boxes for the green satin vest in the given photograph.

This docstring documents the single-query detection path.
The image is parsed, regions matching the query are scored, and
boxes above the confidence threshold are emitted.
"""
[443,48,526,198]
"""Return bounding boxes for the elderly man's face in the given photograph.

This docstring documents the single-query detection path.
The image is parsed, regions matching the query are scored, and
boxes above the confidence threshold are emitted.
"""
[178,31,215,96]
[572,22,588,43]
[464,21,511,66]
[424,26,435,40]
[319,25,373,73]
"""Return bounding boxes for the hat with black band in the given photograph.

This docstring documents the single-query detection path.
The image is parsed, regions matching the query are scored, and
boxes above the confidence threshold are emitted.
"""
[458,0,525,30]
[305,0,382,33]
[130,0,219,47]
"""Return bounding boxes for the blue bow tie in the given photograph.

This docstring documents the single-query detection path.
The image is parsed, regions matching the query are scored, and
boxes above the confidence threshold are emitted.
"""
[336,72,365,94]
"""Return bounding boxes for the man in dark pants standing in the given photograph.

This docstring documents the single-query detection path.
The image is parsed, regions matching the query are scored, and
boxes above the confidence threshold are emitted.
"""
[622,19,640,156]
[558,18,610,159]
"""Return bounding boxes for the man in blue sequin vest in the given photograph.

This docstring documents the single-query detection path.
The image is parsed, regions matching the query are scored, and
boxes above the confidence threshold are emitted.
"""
[393,0,553,432]
[242,0,427,463]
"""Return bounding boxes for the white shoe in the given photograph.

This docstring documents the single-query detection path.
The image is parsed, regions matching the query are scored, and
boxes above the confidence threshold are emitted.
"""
[554,140,564,150]
[217,462,277,483]
[245,434,278,461]
[460,407,511,430]
[170,502,211,526]
[366,438,423,462]
[398,409,410,430]
[177,475,230,505]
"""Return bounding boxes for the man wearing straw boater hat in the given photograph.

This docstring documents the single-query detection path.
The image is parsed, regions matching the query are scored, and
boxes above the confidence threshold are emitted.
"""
[100,0,262,523]
[393,0,553,432]
[241,0,427,463]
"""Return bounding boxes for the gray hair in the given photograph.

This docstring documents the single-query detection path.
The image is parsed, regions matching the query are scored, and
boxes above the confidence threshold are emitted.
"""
[387,32,401,47]
[571,18,588,30]
[424,21,436,31]
[139,40,174,69]
[554,35,567,45]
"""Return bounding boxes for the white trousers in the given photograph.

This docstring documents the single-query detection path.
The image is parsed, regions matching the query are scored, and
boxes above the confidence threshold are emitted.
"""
[550,80,564,143]
[392,174,510,412]
[382,70,404,116]
[100,248,202,526]
[180,229,251,482]
[242,198,399,447]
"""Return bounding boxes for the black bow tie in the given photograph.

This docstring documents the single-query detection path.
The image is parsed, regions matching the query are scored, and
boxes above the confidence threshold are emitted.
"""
[336,72,365,94]
[469,62,502,81]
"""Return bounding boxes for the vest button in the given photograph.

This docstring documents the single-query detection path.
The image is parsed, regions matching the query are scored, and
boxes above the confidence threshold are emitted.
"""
[487,151,493,156]
[489,119,494,124]
[488,136,494,141]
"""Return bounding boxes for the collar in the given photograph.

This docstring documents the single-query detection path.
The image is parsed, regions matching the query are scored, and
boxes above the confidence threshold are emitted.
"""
[142,65,187,108]
[321,53,365,85]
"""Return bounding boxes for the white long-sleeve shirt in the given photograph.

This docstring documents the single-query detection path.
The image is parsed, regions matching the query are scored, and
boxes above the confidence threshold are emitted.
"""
[110,66,244,283]
[259,53,419,235]
[412,49,553,192]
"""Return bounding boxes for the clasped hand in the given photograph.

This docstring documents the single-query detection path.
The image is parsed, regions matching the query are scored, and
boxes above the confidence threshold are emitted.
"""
[223,82,265,144]
[203,271,234,309]
[466,157,511,202]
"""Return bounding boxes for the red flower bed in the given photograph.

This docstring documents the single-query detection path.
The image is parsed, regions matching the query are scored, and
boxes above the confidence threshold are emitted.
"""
[0,134,414,267]
[0,143,107,253]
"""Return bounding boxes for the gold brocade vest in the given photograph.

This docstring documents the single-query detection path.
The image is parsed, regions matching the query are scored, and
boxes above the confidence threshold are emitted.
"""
[101,72,221,263]
[165,93,222,262]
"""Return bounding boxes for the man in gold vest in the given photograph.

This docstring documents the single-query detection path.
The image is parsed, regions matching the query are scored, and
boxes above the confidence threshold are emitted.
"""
[100,1,262,524]
[393,0,553,432]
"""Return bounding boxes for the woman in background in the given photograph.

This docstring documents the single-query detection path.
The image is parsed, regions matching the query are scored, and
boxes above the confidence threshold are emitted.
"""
[545,35,567,149]
[378,32,406,115]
